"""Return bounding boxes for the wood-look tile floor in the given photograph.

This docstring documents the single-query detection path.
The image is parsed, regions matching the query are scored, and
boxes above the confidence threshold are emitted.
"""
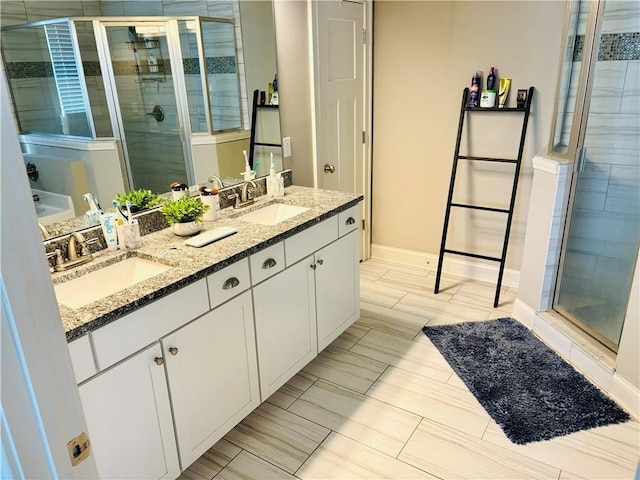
[178,258,640,480]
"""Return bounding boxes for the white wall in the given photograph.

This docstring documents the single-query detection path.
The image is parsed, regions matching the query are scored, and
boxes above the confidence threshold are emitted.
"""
[372,1,566,270]
[273,0,315,187]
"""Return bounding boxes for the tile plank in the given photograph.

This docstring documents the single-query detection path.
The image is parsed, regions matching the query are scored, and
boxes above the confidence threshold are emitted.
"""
[289,380,421,457]
[224,403,330,474]
[399,419,560,479]
[296,432,437,479]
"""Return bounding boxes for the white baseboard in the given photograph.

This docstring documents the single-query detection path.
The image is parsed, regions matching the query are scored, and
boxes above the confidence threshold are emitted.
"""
[610,374,640,420]
[370,244,520,288]
[512,299,536,328]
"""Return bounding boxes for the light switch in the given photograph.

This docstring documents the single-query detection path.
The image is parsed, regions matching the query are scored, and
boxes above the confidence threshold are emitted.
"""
[282,137,292,158]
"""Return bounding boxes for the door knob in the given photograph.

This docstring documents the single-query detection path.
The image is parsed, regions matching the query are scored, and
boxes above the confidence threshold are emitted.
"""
[324,163,335,173]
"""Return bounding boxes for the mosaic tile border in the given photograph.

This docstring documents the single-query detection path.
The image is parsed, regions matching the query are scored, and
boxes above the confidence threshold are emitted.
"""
[5,56,237,79]
[573,32,640,61]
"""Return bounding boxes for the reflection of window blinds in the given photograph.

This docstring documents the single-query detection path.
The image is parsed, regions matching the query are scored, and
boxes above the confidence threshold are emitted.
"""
[44,23,85,115]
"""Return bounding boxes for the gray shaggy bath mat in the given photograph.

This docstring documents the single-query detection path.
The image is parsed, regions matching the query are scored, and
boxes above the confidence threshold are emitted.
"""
[422,317,629,444]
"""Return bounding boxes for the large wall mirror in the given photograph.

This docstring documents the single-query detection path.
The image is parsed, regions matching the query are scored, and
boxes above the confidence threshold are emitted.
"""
[0,0,281,240]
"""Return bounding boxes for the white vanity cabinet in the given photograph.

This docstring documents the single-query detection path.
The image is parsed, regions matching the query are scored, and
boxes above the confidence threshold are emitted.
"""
[78,343,180,480]
[71,200,361,478]
[253,257,317,398]
[253,205,361,398]
[161,290,260,468]
[315,228,360,351]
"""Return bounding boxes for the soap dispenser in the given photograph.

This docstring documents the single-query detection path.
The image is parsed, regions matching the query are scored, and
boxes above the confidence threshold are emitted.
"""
[267,153,277,197]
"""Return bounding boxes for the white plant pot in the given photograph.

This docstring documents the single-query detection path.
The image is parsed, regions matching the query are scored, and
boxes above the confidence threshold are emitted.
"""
[172,221,202,236]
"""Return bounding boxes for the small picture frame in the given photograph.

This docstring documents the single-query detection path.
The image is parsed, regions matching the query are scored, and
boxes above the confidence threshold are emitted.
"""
[517,89,528,108]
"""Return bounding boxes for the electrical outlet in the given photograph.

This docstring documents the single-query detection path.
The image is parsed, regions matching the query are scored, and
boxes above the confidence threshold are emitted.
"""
[282,137,292,158]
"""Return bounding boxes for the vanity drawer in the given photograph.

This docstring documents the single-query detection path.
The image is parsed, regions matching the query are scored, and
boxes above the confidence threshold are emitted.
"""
[285,215,338,266]
[207,258,251,309]
[338,205,360,238]
[250,242,285,286]
[92,279,209,370]
[68,335,97,384]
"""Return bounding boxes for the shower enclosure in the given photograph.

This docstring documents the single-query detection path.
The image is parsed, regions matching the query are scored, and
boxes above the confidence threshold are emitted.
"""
[2,16,242,193]
[550,0,639,350]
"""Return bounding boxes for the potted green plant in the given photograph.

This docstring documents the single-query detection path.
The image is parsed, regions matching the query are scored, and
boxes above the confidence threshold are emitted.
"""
[160,196,210,236]
[116,189,161,212]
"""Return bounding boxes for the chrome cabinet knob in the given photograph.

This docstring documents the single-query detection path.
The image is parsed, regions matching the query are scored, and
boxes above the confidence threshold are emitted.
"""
[262,258,277,269]
[223,277,240,290]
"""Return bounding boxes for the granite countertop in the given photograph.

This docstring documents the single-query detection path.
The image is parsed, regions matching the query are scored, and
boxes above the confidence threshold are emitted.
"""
[55,186,362,342]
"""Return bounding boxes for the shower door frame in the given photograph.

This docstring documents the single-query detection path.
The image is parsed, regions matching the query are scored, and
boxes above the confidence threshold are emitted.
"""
[550,0,637,352]
[93,17,196,191]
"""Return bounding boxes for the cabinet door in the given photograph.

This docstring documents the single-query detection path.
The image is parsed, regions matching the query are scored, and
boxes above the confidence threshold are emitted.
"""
[79,344,179,480]
[163,291,260,469]
[316,230,360,351]
[253,257,317,398]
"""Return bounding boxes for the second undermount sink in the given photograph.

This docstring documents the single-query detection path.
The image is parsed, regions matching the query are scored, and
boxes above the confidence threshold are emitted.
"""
[54,257,170,310]
[239,203,309,226]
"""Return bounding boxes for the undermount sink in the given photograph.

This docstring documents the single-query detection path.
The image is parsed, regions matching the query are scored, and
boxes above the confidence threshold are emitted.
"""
[54,257,170,310]
[239,203,309,226]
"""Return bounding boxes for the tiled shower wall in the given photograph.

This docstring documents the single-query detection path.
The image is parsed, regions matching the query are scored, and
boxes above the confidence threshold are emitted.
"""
[1,0,249,137]
[560,2,639,321]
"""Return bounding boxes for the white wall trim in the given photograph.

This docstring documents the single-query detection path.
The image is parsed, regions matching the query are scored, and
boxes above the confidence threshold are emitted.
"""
[610,374,640,419]
[20,135,117,151]
[190,131,250,146]
[371,243,520,288]
[512,298,536,328]
[532,154,571,175]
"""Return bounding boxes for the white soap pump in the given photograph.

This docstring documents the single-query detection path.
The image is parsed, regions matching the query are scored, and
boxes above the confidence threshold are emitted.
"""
[267,152,277,197]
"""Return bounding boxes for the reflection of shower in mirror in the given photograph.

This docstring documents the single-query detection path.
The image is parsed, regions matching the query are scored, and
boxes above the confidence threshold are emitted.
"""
[1,2,281,241]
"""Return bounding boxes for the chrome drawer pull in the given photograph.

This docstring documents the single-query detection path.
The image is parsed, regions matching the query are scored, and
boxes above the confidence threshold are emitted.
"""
[262,258,277,269]
[222,277,240,290]
[346,217,356,225]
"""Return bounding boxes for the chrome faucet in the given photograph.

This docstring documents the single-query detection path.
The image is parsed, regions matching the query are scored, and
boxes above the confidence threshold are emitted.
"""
[207,175,223,190]
[241,180,257,203]
[230,180,258,209]
[67,232,98,261]
[52,232,99,272]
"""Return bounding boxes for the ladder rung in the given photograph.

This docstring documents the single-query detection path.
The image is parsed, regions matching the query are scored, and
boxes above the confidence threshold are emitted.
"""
[443,249,502,263]
[254,142,281,147]
[458,155,518,163]
[450,203,510,214]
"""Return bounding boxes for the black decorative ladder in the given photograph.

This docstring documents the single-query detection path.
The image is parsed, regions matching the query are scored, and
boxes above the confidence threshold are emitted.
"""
[434,86,534,308]
[248,89,281,169]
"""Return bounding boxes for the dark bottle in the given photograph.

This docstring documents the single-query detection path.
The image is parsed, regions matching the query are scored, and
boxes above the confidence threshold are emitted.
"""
[468,72,480,107]
[487,67,496,91]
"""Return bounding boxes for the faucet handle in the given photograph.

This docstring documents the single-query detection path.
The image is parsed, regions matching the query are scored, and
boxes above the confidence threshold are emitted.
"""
[80,237,100,256]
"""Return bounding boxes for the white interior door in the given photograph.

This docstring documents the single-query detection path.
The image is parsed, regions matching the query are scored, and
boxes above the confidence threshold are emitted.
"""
[313,0,367,256]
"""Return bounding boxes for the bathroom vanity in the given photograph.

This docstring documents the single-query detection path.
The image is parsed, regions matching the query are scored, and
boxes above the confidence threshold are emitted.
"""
[58,186,361,479]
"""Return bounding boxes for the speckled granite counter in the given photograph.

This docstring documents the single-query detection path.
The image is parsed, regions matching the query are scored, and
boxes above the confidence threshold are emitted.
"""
[55,186,362,342]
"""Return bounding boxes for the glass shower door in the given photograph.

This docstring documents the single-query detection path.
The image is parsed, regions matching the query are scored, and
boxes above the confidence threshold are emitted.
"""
[103,23,190,193]
[555,1,640,350]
